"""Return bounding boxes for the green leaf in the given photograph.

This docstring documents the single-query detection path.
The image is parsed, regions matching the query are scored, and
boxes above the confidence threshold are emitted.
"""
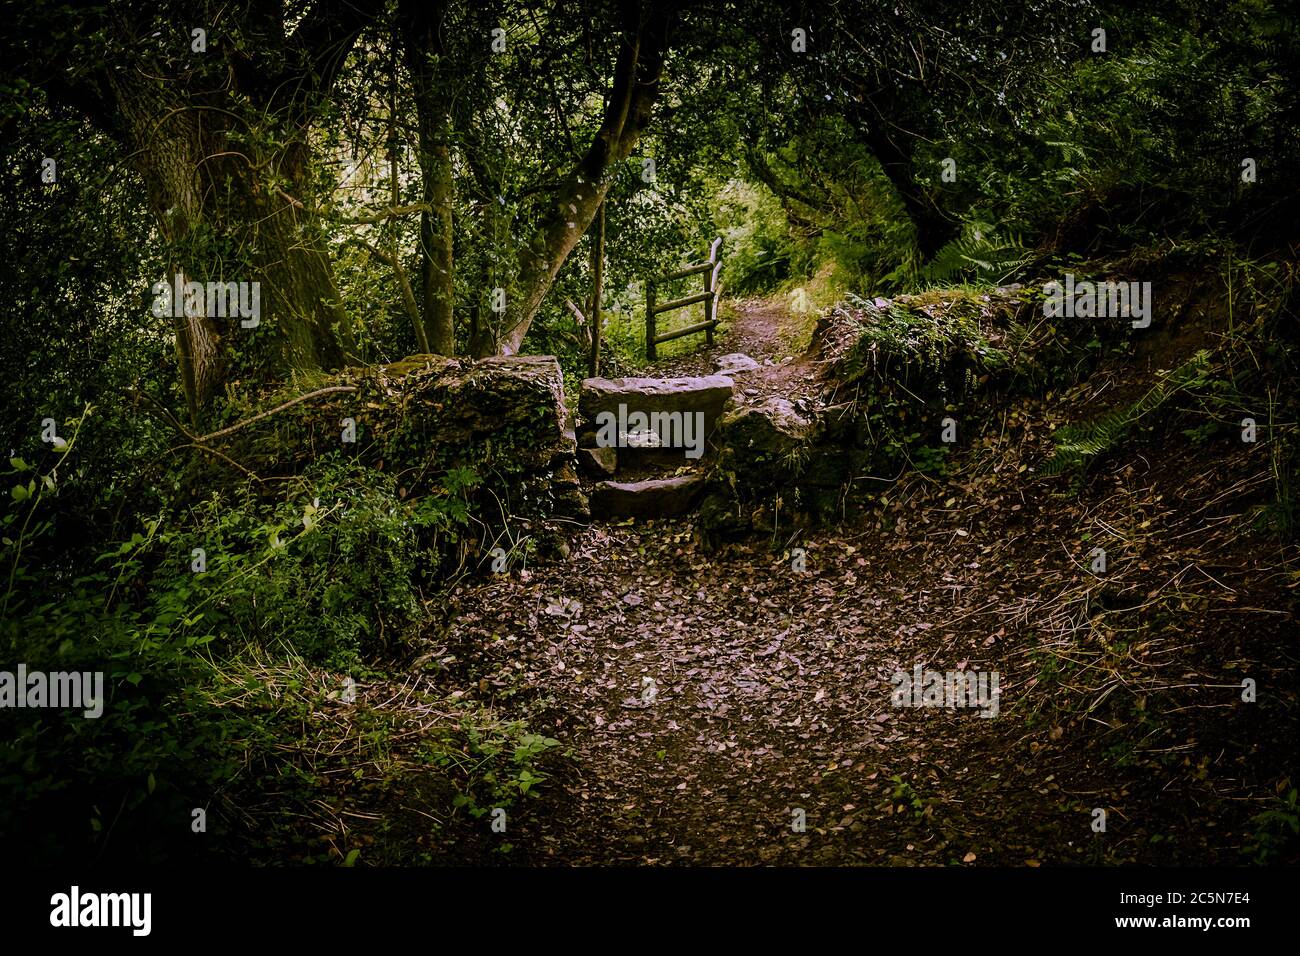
[342,848,360,867]
[9,457,29,472]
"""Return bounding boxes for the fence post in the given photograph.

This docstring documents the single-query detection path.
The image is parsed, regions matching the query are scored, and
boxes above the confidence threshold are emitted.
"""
[703,269,715,346]
[704,237,721,346]
[646,279,657,360]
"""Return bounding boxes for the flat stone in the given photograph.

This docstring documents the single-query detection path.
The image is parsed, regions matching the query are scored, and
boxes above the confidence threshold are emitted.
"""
[579,375,734,435]
[713,352,760,375]
[719,397,811,451]
[578,446,617,478]
[589,472,706,519]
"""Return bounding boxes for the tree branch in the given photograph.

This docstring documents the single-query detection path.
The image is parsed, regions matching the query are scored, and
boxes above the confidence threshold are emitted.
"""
[495,1,676,355]
[194,386,359,445]
[281,0,382,118]
[347,236,430,353]
[338,203,432,225]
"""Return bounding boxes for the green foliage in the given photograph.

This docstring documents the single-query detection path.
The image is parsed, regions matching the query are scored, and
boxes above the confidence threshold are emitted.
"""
[909,443,951,477]
[890,775,931,819]
[711,179,801,294]
[742,114,916,294]
[723,1,1300,297]
[1019,5,1298,247]
[441,723,560,814]
[839,290,1009,384]
[1244,789,1300,864]
[818,290,1023,484]
[0,431,480,860]
[175,460,475,667]
[917,225,1036,288]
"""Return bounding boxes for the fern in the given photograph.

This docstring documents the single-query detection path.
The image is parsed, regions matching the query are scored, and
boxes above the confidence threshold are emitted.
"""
[1041,350,1212,476]
[920,226,1034,286]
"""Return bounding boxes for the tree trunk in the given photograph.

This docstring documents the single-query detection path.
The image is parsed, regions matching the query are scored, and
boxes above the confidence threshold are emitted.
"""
[495,1,672,357]
[419,130,456,356]
[402,0,456,356]
[22,2,378,422]
[110,74,354,422]
[861,119,959,263]
[589,200,605,377]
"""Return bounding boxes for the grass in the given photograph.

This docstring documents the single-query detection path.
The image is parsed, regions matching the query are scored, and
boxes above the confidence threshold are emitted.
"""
[192,632,564,864]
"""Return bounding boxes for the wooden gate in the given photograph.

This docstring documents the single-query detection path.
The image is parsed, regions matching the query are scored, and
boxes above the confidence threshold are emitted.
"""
[645,237,723,360]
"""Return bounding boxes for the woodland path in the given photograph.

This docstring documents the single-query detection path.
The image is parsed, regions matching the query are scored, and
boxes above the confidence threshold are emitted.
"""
[440,298,1294,865]
[637,295,822,402]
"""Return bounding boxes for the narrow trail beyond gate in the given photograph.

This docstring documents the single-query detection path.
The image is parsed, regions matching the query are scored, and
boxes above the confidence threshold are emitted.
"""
[439,298,1292,866]
[641,296,822,402]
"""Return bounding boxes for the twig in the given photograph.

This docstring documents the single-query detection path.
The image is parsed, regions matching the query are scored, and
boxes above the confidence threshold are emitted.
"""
[195,386,358,444]
[132,387,199,442]
[172,441,266,485]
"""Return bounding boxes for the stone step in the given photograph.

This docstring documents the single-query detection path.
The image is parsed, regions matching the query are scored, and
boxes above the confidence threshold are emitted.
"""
[579,438,716,475]
[589,471,707,520]
[577,446,618,478]
[579,374,734,437]
[578,375,734,474]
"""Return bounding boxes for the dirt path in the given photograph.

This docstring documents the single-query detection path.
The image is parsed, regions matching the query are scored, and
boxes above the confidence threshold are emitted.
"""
[440,299,1297,866]
[643,296,823,403]
[449,518,1009,865]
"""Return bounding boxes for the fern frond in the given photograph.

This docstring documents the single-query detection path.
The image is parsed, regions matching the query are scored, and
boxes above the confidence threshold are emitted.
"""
[1041,350,1211,476]
[920,229,1033,286]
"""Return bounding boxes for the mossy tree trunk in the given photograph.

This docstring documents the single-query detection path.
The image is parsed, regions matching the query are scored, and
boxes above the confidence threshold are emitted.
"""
[36,2,375,423]
[401,0,458,357]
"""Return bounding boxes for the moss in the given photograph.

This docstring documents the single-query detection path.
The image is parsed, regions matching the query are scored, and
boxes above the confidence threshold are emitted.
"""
[198,354,584,523]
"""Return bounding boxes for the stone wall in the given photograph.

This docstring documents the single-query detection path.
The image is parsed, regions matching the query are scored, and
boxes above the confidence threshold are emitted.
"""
[212,354,587,520]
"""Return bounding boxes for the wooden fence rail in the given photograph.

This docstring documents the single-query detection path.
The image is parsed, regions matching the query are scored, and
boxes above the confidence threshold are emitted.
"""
[646,236,722,360]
